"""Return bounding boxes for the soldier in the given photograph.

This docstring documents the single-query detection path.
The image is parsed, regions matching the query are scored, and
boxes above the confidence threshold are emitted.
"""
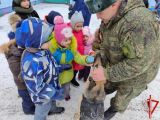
[85,0,160,119]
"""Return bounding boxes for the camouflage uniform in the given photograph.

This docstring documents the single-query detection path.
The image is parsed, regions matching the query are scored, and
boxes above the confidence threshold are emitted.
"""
[93,0,160,112]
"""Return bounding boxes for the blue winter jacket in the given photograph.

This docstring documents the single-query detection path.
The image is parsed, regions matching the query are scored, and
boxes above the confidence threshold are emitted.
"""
[21,50,64,104]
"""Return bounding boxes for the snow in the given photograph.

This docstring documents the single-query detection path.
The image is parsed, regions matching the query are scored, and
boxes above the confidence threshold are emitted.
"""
[0,3,160,120]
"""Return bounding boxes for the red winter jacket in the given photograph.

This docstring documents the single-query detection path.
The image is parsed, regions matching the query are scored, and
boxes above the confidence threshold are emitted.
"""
[72,30,85,70]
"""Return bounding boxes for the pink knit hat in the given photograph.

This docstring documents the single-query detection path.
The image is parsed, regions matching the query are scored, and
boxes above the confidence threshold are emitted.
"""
[82,26,91,37]
[54,16,73,44]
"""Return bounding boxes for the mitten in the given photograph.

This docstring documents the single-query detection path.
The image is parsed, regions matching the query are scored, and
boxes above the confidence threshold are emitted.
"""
[86,56,94,64]
[59,64,72,73]
[8,31,15,40]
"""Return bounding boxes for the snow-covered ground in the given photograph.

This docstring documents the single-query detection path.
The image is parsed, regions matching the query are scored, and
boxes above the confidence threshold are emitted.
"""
[0,3,160,120]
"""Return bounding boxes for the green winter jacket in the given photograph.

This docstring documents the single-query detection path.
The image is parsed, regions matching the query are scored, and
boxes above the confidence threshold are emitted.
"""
[95,0,160,86]
[49,33,87,85]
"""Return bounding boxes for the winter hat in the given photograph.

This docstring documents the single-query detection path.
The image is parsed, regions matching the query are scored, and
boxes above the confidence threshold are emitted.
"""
[82,26,91,37]
[85,0,116,13]
[13,0,30,5]
[15,17,53,48]
[13,0,22,5]
[54,16,73,44]
[45,10,62,25]
[70,11,84,28]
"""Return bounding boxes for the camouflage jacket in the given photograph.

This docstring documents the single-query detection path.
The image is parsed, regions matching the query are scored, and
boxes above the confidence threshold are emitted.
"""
[94,0,160,86]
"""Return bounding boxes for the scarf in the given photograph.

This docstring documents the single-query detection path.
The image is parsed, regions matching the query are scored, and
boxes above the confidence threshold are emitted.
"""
[14,6,34,14]
[53,48,74,64]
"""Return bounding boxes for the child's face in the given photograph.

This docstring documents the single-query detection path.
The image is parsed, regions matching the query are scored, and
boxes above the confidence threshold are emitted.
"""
[60,37,72,48]
[83,35,89,45]
[83,35,89,41]
[21,0,30,9]
[73,22,83,32]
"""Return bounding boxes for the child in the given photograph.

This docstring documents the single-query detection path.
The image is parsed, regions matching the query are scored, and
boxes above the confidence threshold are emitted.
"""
[15,17,69,120]
[68,0,91,26]
[44,10,62,26]
[10,0,40,45]
[12,0,39,20]
[49,16,94,101]
[70,11,85,87]
[81,26,94,82]
[0,14,35,115]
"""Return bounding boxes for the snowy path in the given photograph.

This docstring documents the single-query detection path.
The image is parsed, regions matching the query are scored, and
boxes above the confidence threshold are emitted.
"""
[0,3,160,120]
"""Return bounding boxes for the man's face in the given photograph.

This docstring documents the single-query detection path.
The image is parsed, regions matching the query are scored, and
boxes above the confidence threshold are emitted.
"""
[96,2,120,23]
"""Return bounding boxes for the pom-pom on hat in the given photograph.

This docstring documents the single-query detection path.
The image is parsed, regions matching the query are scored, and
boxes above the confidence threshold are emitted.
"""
[45,10,62,25]
[54,16,73,44]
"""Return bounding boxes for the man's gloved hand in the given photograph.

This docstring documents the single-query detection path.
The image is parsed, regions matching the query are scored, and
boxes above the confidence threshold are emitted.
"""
[8,31,15,40]
[59,64,72,73]
[86,56,94,64]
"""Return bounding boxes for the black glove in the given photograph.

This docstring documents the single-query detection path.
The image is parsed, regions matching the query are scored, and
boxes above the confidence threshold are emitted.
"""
[58,64,72,73]
[16,20,23,28]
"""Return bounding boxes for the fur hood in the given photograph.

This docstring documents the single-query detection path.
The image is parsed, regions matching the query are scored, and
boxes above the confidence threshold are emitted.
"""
[9,14,21,26]
[0,40,16,54]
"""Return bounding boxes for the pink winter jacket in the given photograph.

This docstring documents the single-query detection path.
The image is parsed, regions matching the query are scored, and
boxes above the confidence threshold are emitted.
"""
[84,35,94,55]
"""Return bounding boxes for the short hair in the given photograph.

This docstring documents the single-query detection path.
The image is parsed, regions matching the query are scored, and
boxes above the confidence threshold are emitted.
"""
[143,0,149,8]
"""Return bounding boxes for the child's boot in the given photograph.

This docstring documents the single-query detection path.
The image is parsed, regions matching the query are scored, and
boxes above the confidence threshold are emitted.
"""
[104,106,117,120]
[65,95,71,101]
[48,101,65,115]
[18,90,35,115]
[71,79,79,87]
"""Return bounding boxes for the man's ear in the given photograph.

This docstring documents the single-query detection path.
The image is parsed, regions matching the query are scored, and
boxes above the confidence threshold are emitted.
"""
[112,1,118,7]
[111,0,121,7]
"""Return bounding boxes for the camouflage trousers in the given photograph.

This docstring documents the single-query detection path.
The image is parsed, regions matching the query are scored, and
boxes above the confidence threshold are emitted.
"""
[105,82,147,112]
[80,96,104,120]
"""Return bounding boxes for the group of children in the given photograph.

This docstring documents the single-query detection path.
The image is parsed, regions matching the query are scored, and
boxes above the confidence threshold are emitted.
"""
[0,0,95,120]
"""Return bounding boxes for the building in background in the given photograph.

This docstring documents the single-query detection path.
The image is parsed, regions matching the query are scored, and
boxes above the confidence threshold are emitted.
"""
[0,0,156,17]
